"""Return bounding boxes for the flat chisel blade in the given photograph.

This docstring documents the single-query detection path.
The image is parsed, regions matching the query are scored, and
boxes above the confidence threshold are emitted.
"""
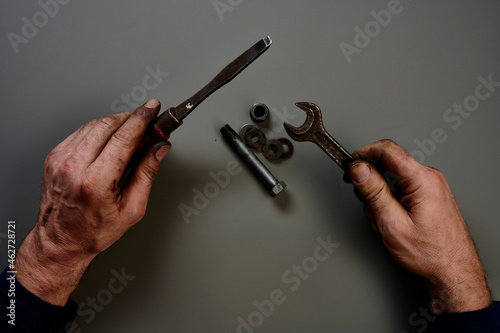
[175,36,273,120]
[149,36,272,144]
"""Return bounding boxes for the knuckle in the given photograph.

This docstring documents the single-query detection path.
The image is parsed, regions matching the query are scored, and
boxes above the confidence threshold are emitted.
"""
[379,138,397,147]
[429,166,444,177]
[423,167,448,196]
[129,207,147,224]
[81,119,99,134]
[44,156,59,177]
[362,183,387,205]
[80,173,99,196]
[111,129,135,148]
[353,139,398,159]
[58,159,79,176]
[48,159,81,188]
[379,139,401,153]
[132,106,153,119]
[426,167,446,184]
[80,181,95,198]
[98,114,121,127]
[139,163,159,183]
[88,118,99,127]
[380,219,405,238]
[44,154,54,170]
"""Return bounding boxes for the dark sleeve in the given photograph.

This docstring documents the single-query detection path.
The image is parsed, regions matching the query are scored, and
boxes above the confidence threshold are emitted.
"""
[429,301,500,333]
[0,267,78,332]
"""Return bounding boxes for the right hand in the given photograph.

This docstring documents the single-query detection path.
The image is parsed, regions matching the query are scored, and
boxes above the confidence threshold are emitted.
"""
[347,139,492,313]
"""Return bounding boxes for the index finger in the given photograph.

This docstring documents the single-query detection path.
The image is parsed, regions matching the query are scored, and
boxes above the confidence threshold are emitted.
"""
[91,100,161,181]
[352,139,426,184]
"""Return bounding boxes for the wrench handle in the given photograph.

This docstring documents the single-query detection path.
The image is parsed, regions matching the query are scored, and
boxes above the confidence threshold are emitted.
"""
[313,131,353,171]
[119,107,182,188]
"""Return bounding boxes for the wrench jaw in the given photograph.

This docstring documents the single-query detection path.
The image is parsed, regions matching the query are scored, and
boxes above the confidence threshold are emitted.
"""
[283,102,354,171]
[283,102,318,142]
[283,123,305,141]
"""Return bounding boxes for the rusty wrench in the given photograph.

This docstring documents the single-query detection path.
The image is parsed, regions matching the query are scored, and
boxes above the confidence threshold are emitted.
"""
[143,36,272,146]
[283,102,353,171]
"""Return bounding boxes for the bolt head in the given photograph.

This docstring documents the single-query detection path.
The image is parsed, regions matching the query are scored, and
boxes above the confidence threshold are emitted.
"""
[270,181,286,197]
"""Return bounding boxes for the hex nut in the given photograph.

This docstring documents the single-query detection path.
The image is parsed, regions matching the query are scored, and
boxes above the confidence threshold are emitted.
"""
[250,103,270,122]
[262,139,283,160]
[245,128,267,149]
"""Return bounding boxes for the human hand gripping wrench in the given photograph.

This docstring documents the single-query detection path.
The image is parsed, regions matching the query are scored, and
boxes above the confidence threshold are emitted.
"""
[284,102,495,315]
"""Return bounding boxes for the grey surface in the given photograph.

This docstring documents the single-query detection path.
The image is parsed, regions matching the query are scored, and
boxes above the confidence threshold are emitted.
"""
[1,0,499,332]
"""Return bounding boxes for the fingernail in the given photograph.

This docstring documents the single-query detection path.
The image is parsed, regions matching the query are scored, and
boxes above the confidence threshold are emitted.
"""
[350,163,370,184]
[145,99,159,109]
[155,143,171,161]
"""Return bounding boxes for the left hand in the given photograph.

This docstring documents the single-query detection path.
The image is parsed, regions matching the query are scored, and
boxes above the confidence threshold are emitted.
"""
[15,99,170,306]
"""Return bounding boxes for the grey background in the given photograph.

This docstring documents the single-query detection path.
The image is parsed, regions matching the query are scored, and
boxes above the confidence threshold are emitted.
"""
[1,0,499,332]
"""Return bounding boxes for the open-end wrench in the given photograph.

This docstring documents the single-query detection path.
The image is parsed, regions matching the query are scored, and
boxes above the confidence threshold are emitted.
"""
[283,102,353,171]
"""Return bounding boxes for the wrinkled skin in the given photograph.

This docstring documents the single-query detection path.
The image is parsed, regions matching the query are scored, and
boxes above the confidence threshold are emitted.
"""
[348,139,492,313]
[15,100,170,306]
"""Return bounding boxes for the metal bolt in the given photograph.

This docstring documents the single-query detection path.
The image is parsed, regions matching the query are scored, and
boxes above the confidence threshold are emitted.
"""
[220,124,286,197]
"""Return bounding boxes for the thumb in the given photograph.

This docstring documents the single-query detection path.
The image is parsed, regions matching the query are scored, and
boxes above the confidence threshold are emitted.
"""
[349,161,407,225]
[120,142,171,220]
